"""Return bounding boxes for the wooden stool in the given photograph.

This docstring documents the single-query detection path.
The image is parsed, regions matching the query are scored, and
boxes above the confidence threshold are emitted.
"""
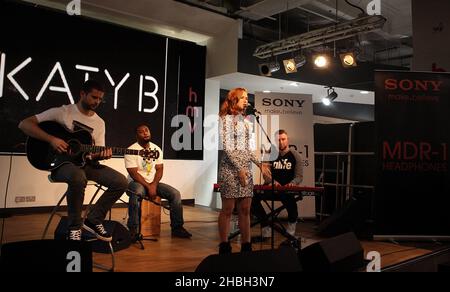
[140,197,161,237]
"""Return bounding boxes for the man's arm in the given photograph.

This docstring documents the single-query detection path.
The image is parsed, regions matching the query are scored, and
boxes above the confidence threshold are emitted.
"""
[18,116,68,153]
[127,167,150,189]
[289,151,304,185]
[152,164,163,185]
[126,164,163,199]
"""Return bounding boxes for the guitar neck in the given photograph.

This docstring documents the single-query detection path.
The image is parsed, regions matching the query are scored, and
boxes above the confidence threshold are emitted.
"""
[81,145,141,156]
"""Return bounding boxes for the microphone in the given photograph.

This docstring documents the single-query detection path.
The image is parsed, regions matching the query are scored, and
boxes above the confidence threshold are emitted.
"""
[245,103,261,116]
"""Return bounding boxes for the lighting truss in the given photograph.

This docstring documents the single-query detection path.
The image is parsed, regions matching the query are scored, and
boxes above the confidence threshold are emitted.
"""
[253,15,386,59]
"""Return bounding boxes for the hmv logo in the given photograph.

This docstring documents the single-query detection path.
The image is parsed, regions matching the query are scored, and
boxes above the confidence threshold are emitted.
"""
[273,159,292,170]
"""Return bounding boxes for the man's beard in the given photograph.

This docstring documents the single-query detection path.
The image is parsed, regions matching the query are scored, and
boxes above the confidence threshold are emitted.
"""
[279,145,288,152]
[139,137,151,144]
[81,100,97,111]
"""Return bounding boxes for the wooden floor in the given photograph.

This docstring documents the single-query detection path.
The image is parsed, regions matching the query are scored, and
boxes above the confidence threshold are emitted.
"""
[0,206,437,272]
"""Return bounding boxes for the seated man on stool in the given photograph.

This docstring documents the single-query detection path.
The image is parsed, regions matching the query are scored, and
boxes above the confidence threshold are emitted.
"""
[252,129,303,238]
[124,124,192,239]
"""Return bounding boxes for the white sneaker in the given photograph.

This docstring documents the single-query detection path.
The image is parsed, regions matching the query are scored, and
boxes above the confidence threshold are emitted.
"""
[262,226,272,238]
[287,222,297,236]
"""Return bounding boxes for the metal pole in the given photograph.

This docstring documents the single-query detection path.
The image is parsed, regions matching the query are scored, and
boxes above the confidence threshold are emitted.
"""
[335,155,340,210]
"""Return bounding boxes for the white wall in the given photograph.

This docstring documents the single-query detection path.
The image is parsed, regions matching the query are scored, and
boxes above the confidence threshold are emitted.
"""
[192,79,220,208]
[0,156,127,208]
[204,23,239,78]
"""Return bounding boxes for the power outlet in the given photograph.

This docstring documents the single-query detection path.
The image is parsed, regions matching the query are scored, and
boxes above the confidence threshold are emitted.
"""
[26,196,36,202]
[15,196,36,203]
[15,196,26,203]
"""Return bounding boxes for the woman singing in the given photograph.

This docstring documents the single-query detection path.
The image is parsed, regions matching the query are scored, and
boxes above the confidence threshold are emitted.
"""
[218,87,269,254]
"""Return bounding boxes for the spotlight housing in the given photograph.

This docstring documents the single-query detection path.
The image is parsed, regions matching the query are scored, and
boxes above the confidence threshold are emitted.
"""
[283,55,306,74]
[322,87,338,106]
[259,62,280,76]
[340,52,357,68]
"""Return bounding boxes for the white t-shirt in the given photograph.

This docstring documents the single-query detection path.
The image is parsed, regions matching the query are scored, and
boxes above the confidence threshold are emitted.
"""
[124,142,163,183]
[35,104,106,146]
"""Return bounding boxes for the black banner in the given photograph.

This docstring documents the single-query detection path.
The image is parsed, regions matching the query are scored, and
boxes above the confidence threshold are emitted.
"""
[375,71,450,236]
[0,1,205,160]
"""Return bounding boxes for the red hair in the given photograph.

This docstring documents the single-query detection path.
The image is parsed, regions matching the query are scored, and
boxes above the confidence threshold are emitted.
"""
[219,88,247,117]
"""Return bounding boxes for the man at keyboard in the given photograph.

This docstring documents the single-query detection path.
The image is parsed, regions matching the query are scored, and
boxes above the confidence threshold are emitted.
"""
[252,129,303,237]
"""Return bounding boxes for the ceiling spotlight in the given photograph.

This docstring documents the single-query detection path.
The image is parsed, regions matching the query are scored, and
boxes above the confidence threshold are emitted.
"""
[313,55,329,69]
[322,87,338,106]
[259,62,280,76]
[283,55,306,74]
[340,52,357,68]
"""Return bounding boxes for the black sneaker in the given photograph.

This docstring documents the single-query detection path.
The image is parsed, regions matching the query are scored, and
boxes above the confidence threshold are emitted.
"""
[171,226,192,238]
[68,229,82,241]
[241,242,252,252]
[82,220,112,242]
[219,242,232,254]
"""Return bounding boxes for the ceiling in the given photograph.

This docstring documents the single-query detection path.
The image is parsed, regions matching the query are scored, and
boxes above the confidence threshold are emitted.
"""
[180,0,412,105]
[213,72,374,104]
[28,0,414,67]
[178,0,413,67]
[22,0,409,105]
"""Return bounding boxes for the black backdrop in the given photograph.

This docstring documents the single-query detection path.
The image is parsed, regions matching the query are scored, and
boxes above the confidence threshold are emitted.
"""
[0,1,205,160]
[375,71,450,236]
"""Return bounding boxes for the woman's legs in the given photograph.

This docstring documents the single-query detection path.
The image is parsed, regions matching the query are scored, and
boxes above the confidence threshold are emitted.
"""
[218,198,235,243]
[237,197,252,244]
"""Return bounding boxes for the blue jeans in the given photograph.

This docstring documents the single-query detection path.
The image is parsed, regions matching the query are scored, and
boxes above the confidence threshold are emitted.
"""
[51,163,128,230]
[126,181,184,231]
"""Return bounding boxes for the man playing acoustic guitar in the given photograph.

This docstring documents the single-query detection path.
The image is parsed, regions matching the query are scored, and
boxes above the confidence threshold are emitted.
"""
[18,80,128,241]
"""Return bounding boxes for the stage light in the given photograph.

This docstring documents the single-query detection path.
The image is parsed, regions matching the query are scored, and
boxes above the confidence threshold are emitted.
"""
[340,52,357,68]
[259,62,280,76]
[322,97,331,106]
[322,87,338,106]
[314,55,329,69]
[283,55,306,74]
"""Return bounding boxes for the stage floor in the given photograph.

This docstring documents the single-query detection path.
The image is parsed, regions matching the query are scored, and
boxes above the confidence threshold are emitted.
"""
[1,206,448,272]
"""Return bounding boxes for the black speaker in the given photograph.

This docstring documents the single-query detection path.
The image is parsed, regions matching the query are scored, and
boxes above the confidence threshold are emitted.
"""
[0,240,92,272]
[54,217,131,253]
[438,262,450,272]
[300,232,364,272]
[195,246,302,272]
[316,191,371,237]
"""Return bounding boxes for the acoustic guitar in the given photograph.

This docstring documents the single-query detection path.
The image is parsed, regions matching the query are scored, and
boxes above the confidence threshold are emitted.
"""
[26,121,159,171]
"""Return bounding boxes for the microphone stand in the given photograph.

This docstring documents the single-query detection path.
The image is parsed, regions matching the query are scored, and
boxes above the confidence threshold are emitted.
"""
[253,113,277,250]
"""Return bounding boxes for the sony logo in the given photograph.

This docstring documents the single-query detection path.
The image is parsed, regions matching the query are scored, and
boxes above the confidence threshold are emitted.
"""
[384,79,443,92]
[262,98,305,108]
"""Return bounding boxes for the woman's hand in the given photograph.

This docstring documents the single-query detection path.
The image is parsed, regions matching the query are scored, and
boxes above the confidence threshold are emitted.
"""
[238,169,248,187]
[260,163,272,181]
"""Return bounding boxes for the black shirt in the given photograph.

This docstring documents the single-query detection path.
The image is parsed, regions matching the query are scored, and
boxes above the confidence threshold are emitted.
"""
[271,150,302,186]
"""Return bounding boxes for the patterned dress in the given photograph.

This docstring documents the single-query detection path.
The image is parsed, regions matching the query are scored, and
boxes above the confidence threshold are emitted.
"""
[218,115,259,199]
